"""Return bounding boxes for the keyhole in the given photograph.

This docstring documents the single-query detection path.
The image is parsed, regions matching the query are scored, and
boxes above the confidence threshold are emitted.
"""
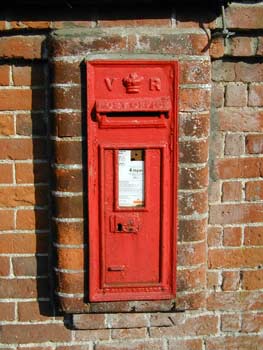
[117,223,123,232]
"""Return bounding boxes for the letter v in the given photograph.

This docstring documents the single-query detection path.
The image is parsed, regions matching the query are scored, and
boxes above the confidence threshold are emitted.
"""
[104,78,116,91]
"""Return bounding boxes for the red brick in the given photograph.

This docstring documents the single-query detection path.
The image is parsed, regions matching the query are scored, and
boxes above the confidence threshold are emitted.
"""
[13,256,48,276]
[248,84,263,106]
[52,141,82,164]
[0,114,14,136]
[246,134,263,154]
[16,209,49,230]
[57,247,84,270]
[109,313,148,329]
[222,181,242,202]
[211,83,224,108]
[246,181,263,201]
[223,227,242,247]
[0,65,9,85]
[52,112,82,137]
[111,328,147,340]
[95,340,162,350]
[176,291,206,310]
[0,163,13,183]
[73,313,106,329]
[179,88,210,112]
[206,335,263,350]
[242,270,263,290]
[0,302,15,321]
[222,271,240,291]
[0,278,48,298]
[0,89,39,110]
[207,226,222,247]
[0,256,10,276]
[180,60,210,84]
[18,301,51,321]
[53,168,83,192]
[179,191,208,216]
[179,112,209,138]
[221,313,241,332]
[98,18,170,27]
[51,86,81,110]
[225,83,247,107]
[177,266,206,292]
[257,37,263,55]
[225,133,244,156]
[225,5,263,29]
[0,324,71,344]
[150,314,218,337]
[229,37,256,56]
[16,113,46,136]
[13,65,44,86]
[209,247,263,268]
[0,139,47,160]
[0,185,48,208]
[180,139,208,163]
[244,226,263,246]
[0,36,45,59]
[9,21,50,29]
[53,195,83,218]
[178,242,206,266]
[50,61,81,85]
[54,221,84,245]
[210,133,224,158]
[235,62,263,83]
[215,158,263,179]
[242,313,263,332]
[210,37,225,58]
[207,291,263,311]
[217,108,263,132]
[0,233,48,254]
[0,210,15,230]
[209,181,221,203]
[16,162,49,184]
[207,271,220,290]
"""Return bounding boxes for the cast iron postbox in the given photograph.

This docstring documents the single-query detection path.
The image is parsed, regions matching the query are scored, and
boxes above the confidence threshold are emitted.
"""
[87,60,178,302]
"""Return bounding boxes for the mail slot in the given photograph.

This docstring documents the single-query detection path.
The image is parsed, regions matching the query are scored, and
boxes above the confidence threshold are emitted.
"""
[87,60,179,302]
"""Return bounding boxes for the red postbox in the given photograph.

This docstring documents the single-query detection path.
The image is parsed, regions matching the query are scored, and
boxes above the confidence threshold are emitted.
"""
[87,60,178,302]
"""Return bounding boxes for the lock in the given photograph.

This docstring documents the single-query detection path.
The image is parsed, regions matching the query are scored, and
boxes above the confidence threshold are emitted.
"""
[87,60,179,302]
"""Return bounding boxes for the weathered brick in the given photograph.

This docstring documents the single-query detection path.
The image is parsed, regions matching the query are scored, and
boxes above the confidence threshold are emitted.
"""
[207,271,220,290]
[206,335,263,350]
[0,65,10,85]
[208,181,221,203]
[73,314,106,330]
[246,134,263,154]
[179,88,210,112]
[178,242,206,266]
[94,340,162,350]
[229,36,256,56]
[53,221,84,245]
[15,162,49,184]
[50,61,81,84]
[0,278,49,298]
[222,181,242,202]
[9,21,51,29]
[51,86,81,110]
[180,60,210,84]
[0,36,45,59]
[109,313,148,329]
[212,61,235,82]
[208,247,263,268]
[0,302,15,321]
[211,83,224,108]
[207,226,222,247]
[225,4,263,29]
[217,108,263,132]
[179,191,208,216]
[225,83,247,107]
[210,37,225,58]
[215,158,263,180]
[0,256,10,276]
[52,141,82,164]
[225,133,244,156]
[53,195,84,218]
[179,112,209,138]
[56,271,84,294]
[111,328,147,340]
[246,181,263,201]
[248,84,263,107]
[52,168,83,192]
[168,339,203,350]
[235,62,263,83]
[180,166,208,190]
[74,329,110,342]
[242,270,263,291]
[222,271,240,291]
[223,226,242,247]
[177,266,206,291]
[180,139,208,163]
[242,313,263,332]
[16,113,47,136]
[179,218,207,242]
[176,291,206,310]
[210,203,263,224]
[52,112,82,137]
[244,226,263,246]
[207,291,263,311]
[221,313,241,332]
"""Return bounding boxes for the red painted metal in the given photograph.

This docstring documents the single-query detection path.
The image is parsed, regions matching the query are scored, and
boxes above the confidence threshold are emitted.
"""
[87,60,179,302]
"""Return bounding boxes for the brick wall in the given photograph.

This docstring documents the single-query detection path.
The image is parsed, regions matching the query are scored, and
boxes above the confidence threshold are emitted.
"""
[0,2,262,349]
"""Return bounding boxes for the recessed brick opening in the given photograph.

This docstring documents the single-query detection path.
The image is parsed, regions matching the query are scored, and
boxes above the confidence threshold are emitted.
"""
[50,28,210,314]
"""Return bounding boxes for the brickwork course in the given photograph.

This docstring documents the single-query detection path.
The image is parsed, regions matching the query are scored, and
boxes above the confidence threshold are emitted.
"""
[0,1,263,349]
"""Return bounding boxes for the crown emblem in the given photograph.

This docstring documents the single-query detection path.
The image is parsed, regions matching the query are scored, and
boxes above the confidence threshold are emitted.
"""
[123,72,144,93]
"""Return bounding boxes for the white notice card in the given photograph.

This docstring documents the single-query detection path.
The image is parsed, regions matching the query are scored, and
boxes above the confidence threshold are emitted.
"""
[118,150,144,207]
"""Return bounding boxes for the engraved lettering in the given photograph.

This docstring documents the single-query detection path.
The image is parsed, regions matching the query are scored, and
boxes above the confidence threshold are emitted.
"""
[150,77,161,91]
[104,78,116,91]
